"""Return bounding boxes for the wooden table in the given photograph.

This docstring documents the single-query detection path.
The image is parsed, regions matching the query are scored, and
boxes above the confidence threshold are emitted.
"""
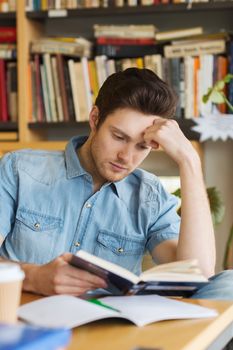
[20,293,233,350]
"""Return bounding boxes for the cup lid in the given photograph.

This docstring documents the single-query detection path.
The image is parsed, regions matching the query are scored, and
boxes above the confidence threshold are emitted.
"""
[0,263,25,283]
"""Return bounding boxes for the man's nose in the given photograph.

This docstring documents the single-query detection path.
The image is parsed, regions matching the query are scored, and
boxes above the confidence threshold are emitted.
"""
[117,146,133,163]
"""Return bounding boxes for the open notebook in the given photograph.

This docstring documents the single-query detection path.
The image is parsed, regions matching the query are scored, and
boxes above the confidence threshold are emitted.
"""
[18,294,218,328]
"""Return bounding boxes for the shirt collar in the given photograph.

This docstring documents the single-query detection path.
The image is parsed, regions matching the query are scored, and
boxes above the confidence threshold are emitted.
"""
[65,136,88,179]
[65,136,129,198]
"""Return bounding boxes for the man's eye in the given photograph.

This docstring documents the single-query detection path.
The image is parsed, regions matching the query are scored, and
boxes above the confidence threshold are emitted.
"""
[138,144,149,150]
[113,134,124,140]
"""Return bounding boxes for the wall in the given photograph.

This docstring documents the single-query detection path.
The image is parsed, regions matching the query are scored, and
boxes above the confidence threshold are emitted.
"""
[204,140,233,272]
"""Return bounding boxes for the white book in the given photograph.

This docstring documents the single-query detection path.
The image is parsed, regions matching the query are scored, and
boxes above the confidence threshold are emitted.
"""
[184,56,194,119]
[43,54,58,122]
[40,64,51,122]
[68,59,81,122]
[51,56,64,122]
[95,55,108,89]
[81,57,93,115]
[18,294,217,329]
[144,54,163,79]
[75,61,89,122]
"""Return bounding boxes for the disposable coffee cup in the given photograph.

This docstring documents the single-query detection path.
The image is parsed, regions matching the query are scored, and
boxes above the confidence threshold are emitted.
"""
[0,263,25,323]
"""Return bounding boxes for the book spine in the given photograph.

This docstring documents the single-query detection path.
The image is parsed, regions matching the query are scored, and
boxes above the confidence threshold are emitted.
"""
[56,54,69,122]
[0,59,9,121]
[164,40,226,58]
[68,58,81,122]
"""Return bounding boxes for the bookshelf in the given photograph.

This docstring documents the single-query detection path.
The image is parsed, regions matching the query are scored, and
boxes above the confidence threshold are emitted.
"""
[1,0,233,155]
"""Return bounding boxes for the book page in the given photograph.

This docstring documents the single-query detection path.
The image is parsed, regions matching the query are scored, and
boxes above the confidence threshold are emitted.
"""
[18,295,217,329]
[18,295,118,328]
[100,295,218,327]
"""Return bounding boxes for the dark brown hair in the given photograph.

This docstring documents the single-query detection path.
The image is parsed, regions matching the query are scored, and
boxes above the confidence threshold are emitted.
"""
[95,67,177,126]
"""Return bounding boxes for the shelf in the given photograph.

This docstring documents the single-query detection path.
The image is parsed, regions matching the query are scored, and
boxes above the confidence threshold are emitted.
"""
[26,2,233,19]
[28,121,89,129]
[0,132,18,141]
[28,119,200,140]
[0,122,18,131]
[0,141,66,153]
[0,12,16,19]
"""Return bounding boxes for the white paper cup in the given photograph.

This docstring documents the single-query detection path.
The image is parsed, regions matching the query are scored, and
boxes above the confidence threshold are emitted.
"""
[0,263,25,323]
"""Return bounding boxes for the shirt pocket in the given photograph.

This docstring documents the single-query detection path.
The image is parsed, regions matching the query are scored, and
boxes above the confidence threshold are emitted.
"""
[94,230,145,275]
[6,207,63,264]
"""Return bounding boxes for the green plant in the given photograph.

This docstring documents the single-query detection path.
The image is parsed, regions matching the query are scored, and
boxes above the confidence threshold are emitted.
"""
[202,73,233,112]
[172,187,225,226]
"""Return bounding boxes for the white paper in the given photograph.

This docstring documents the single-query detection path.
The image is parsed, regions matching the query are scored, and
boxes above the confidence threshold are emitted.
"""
[100,295,218,327]
[18,294,218,329]
[192,112,233,142]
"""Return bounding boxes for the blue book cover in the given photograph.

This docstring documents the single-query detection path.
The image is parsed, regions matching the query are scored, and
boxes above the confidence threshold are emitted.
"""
[0,323,71,350]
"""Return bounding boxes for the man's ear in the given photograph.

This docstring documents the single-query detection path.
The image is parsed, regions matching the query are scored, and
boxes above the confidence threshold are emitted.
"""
[89,106,99,131]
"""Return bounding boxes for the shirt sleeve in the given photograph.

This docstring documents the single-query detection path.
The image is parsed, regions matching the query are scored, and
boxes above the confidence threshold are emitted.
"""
[146,180,180,254]
[0,152,17,241]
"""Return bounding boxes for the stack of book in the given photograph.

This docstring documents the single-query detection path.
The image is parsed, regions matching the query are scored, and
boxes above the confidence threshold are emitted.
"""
[0,26,17,123]
[94,24,160,58]
[0,0,16,12]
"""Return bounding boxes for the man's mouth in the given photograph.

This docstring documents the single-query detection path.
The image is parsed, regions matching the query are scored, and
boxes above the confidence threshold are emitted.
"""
[109,162,127,171]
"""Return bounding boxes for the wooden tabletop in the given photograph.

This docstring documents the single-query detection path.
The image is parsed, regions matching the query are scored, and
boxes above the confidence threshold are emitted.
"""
[20,293,233,350]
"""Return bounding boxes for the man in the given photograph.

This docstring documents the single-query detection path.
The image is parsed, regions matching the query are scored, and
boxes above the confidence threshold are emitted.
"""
[0,68,232,298]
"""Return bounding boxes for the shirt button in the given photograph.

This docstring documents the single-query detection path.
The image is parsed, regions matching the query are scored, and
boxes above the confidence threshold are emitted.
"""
[85,203,92,208]
[74,242,81,247]
[118,248,124,253]
[34,223,40,229]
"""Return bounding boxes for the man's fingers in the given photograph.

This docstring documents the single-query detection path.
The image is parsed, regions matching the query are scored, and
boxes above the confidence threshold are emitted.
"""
[59,263,107,288]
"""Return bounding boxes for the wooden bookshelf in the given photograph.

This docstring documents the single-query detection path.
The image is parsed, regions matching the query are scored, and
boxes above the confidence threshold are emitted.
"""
[26,2,233,19]
[0,0,232,155]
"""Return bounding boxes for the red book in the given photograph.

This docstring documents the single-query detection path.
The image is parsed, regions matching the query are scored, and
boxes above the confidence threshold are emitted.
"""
[0,59,9,122]
[96,37,156,46]
[56,54,69,122]
[0,27,16,43]
[34,54,45,122]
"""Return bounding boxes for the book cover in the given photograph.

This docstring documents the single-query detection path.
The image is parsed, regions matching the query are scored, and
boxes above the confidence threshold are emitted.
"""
[56,54,69,122]
[96,44,162,58]
[155,27,203,41]
[70,250,209,297]
[164,40,226,58]
[0,27,16,43]
[0,323,71,350]
[0,59,9,122]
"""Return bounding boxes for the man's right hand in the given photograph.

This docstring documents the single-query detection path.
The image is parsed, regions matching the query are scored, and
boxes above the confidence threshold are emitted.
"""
[22,253,107,296]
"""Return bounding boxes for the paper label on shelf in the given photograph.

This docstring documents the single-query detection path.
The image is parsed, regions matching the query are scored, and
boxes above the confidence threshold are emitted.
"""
[191,111,233,142]
[48,9,67,18]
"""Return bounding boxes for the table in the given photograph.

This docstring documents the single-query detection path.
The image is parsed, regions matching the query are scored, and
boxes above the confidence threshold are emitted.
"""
[20,293,233,350]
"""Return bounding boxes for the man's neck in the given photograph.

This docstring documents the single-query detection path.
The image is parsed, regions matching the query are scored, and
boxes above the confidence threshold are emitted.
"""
[76,140,105,192]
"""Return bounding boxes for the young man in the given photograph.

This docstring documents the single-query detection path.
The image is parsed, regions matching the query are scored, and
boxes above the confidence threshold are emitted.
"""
[0,68,232,298]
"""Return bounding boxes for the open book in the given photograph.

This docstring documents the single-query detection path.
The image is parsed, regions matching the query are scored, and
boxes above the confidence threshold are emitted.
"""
[18,294,217,328]
[69,250,209,297]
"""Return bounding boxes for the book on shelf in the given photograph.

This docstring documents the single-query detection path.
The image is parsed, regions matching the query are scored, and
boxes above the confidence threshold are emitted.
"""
[155,26,203,41]
[171,31,231,46]
[96,37,156,45]
[0,323,71,350]
[0,59,8,122]
[0,27,16,43]
[94,24,157,39]
[96,44,162,58]
[164,39,226,58]
[70,250,209,297]
[30,37,92,58]
[18,294,217,329]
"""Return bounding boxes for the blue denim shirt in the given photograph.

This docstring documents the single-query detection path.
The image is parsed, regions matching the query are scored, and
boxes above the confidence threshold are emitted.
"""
[0,136,180,275]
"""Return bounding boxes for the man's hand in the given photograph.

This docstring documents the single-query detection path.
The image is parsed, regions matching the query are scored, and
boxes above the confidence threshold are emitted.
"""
[144,118,198,166]
[23,253,107,296]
